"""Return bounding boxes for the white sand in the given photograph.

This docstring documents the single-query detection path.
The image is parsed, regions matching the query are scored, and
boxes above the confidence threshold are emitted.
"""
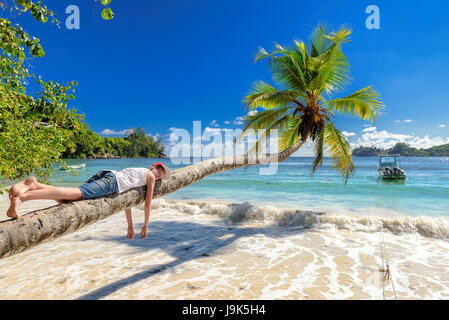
[1,195,449,300]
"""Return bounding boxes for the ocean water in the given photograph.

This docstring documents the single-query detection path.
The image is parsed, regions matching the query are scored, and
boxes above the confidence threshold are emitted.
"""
[2,156,449,299]
[51,156,449,218]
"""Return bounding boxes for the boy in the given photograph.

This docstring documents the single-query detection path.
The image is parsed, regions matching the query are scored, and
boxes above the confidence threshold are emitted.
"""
[7,162,171,239]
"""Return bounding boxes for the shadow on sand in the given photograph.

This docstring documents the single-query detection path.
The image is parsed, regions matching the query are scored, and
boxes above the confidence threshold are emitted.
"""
[77,216,314,300]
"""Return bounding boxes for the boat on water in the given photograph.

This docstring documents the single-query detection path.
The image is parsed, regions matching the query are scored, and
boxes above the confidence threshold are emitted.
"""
[378,154,406,180]
[59,163,86,170]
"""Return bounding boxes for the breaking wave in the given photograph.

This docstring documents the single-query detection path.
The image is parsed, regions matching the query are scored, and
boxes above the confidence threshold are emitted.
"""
[149,199,449,240]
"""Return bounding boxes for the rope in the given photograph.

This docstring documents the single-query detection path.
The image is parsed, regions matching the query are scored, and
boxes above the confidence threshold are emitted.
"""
[379,228,397,300]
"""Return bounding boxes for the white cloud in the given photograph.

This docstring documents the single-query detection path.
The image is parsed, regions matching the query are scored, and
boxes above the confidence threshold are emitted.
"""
[147,133,161,140]
[353,127,449,150]
[210,120,219,127]
[233,116,245,125]
[407,135,449,149]
[394,119,413,124]
[342,131,356,137]
[166,127,186,142]
[362,126,376,132]
[232,111,258,125]
[438,124,446,128]
[224,121,230,125]
[204,127,229,133]
[100,128,133,136]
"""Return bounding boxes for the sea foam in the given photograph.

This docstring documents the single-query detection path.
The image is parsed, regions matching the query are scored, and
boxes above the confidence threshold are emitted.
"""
[150,199,449,240]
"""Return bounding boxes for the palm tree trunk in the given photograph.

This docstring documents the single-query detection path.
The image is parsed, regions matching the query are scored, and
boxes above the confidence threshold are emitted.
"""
[0,139,305,259]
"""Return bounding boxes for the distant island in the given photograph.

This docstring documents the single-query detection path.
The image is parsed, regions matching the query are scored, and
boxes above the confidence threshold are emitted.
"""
[62,126,166,159]
[352,142,449,157]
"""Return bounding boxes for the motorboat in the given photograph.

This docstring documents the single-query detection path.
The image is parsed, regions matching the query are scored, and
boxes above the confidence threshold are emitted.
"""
[378,154,406,180]
[59,163,86,170]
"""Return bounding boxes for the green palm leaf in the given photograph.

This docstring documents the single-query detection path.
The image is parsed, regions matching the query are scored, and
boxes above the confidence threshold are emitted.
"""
[324,86,384,122]
[308,27,352,94]
[279,116,303,151]
[254,46,270,63]
[244,81,298,110]
[236,106,291,144]
[323,122,354,183]
[311,129,324,174]
[246,113,290,154]
[309,25,330,57]
[262,45,309,92]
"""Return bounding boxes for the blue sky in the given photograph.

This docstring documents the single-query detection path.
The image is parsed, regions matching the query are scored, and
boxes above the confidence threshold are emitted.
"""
[14,0,449,155]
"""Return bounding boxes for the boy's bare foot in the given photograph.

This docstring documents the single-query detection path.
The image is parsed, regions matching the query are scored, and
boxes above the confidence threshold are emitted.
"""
[9,177,37,200]
[6,197,21,220]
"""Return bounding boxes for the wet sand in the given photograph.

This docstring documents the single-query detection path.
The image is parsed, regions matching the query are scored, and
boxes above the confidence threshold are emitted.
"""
[1,196,449,299]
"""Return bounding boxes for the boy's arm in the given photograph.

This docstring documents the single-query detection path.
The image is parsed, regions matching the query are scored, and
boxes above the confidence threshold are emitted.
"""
[140,171,155,239]
[125,208,134,239]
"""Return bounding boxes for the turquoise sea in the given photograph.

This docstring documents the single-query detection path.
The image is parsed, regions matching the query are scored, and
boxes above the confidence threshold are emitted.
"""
[51,157,449,218]
[2,157,449,300]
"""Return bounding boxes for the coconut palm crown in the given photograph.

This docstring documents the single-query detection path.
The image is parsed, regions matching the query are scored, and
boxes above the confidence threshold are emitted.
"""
[241,25,384,182]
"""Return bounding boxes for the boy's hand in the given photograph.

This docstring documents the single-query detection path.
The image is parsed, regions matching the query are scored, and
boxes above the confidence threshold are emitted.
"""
[127,227,135,240]
[140,225,148,239]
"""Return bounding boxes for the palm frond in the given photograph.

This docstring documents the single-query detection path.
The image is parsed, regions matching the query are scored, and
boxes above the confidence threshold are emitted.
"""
[309,25,331,57]
[308,28,352,94]
[323,86,384,122]
[236,106,291,144]
[314,50,351,94]
[323,122,354,183]
[279,116,303,150]
[254,46,270,63]
[244,81,298,110]
[311,129,324,174]
[246,113,290,154]
[324,27,352,44]
[262,45,309,92]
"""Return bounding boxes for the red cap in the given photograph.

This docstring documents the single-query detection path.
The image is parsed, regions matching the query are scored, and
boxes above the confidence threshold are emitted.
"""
[152,162,171,180]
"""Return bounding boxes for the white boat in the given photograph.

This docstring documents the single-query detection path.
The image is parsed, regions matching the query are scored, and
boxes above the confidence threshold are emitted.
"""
[378,154,406,180]
[59,163,86,170]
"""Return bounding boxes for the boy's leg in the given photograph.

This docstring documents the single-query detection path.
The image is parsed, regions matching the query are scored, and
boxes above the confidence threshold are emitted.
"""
[6,197,21,219]
[20,187,83,202]
[6,187,82,220]
[9,176,38,199]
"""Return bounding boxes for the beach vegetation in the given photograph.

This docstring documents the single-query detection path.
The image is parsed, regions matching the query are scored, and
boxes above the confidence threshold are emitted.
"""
[352,142,449,157]
[61,126,166,159]
[0,0,114,191]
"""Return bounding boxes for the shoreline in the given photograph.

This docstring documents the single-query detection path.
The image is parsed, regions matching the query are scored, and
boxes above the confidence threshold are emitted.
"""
[2,195,449,239]
[1,195,449,299]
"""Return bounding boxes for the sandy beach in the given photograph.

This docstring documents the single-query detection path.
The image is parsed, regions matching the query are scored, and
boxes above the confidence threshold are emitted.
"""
[1,194,449,300]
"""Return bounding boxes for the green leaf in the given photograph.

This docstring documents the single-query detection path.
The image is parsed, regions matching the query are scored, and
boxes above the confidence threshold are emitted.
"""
[30,44,45,57]
[101,8,115,20]
[101,0,112,5]
[323,122,354,183]
[324,86,384,123]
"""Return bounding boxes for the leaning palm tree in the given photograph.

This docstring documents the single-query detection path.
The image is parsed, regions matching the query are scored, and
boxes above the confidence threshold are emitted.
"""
[241,25,383,182]
[0,25,383,259]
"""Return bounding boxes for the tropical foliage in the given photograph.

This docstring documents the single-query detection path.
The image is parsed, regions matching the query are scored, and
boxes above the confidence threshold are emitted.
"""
[241,25,383,182]
[352,143,449,157]
[0,0,114,191]
[62,126,165,159]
